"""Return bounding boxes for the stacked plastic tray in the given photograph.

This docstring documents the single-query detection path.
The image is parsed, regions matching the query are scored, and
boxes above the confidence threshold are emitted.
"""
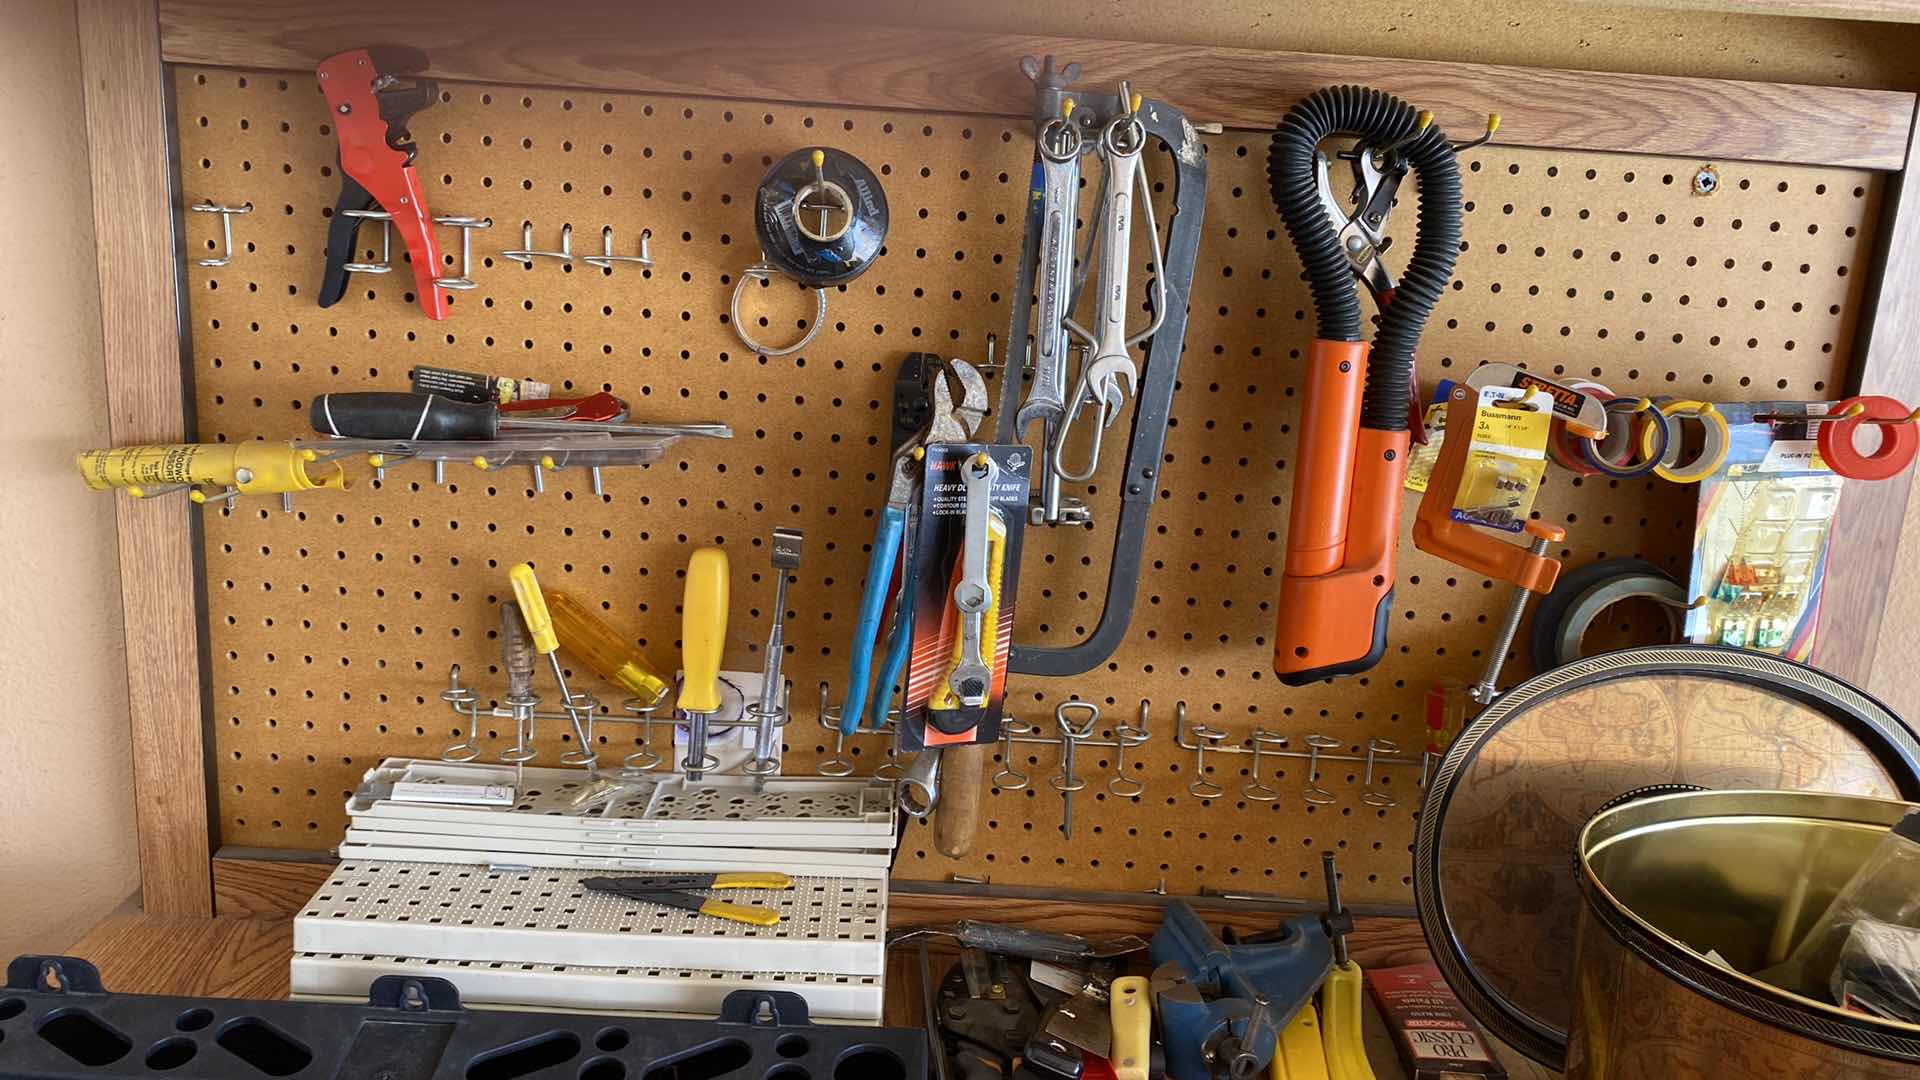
[291,758,898,1020]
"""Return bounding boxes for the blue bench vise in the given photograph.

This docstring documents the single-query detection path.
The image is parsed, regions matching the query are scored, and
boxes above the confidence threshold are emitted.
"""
[1147,900,1334,1079]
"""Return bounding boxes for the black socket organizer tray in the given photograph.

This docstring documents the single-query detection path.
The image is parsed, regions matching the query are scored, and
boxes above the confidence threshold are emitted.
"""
[0,957,925,1080]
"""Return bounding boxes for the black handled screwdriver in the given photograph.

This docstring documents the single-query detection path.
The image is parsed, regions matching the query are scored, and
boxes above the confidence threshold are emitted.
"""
[309,392,731,441]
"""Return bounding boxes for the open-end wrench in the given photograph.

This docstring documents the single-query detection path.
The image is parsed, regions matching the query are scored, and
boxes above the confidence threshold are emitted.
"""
[949,453,999,707]
[1055,90,1166,485]
[1014,106,1084,458]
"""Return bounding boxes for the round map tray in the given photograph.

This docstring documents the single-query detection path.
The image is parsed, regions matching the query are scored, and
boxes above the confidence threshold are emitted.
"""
[1412,645,1920,1069]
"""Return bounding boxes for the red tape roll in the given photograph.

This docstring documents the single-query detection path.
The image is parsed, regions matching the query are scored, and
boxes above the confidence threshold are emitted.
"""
[1817,395,1920,481]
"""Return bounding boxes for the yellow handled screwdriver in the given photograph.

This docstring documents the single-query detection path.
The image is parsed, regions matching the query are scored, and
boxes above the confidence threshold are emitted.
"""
[509,563,597,768]
[678,547,730,780]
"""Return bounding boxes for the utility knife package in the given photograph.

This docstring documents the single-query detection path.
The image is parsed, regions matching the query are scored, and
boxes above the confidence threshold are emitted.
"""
[902,442,1030,749]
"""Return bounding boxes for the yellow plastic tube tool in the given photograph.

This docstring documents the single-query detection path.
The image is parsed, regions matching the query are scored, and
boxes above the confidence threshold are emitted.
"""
[1109,975,1150,1080]
[508,565,561,656]
[77,443,347,497]
[543,588,672,704]
[678,547,730,779]
[1271,1002,1331,1080]
[1320,963,1376,1080]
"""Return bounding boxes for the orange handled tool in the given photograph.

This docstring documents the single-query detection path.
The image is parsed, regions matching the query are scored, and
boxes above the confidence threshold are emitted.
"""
[1268,88,1464,684]
[1275,339,1411,684]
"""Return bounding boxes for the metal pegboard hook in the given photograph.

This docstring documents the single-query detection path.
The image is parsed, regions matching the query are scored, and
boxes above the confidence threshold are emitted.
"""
[1241,729,1288,801]
[993,718,1038,790]
[1360,737,1400,807]
[1180,703,1227,800]
[582,225,655,271]
[191,200,252,267]
[1302,734,1341,805]
[502,220,574,265]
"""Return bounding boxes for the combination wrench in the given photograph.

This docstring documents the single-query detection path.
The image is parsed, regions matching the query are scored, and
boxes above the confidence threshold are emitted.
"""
[1016,104,1084,522]
[1056,89,1167,484]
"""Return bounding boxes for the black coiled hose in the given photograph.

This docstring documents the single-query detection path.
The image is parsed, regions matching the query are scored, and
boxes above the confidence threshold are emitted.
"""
[1268,86,1462,431]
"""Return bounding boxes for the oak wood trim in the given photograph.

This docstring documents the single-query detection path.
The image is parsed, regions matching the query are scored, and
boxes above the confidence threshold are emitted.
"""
[155,0,1915,169]
[78,0,213,917]
[1814,111,1920,685]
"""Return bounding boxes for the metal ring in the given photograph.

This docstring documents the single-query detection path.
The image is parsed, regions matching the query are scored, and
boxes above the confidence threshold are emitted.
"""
[1187,776,1225,799]
[1102,114,1147,159]
[1107,773,1145,798]
[1049,772,1089,794]
[1038,115,1083,163]
[730,264,827,357]
[1056,701,1100,738]
[1640,400,1729,483]
[1580,397,1672,479]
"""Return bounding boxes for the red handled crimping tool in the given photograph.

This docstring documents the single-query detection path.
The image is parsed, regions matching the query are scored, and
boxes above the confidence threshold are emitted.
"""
[316,45,447,320]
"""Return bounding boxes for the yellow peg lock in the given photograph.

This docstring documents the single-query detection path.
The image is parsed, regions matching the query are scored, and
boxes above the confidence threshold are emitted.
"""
[508,564,560,656]
[473,456,491,470]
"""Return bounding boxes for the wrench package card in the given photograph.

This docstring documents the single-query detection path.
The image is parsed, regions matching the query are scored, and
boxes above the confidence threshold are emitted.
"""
[901,443,1029,750]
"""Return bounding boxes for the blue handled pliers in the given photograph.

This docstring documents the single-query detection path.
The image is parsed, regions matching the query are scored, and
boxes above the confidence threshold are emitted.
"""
[840,357,988,733]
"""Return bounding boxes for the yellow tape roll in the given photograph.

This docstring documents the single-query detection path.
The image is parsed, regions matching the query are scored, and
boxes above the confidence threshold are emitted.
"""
[1638,400,1729,483]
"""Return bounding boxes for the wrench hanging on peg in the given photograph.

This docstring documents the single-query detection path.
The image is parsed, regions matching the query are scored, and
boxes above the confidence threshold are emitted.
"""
[1056,82,1168,485]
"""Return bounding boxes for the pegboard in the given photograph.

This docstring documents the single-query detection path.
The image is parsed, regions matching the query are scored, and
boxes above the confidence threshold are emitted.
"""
[174,64,1884,907]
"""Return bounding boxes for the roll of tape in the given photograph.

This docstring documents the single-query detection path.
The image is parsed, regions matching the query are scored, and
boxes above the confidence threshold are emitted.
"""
[1527,557,1687,671]
[1639,399,1729,483]
[753,146,889,288]
[1550,381,1612,475]
[1817,395,1920,481]
[1581,396,1672,479]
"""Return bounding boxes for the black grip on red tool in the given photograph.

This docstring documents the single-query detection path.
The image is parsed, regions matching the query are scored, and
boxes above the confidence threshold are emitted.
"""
[1266,86,1462,683]
[316,46,447,320]
[310,392,497,440]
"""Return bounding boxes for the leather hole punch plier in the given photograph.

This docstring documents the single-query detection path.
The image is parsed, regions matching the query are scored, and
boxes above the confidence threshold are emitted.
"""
[839,358,989,734]
[1267,88,1465,685]
[316,45,449,320]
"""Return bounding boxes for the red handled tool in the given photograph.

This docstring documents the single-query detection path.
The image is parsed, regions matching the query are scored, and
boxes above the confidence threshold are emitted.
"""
[1267,89,1465,684]
[316,45,447,319]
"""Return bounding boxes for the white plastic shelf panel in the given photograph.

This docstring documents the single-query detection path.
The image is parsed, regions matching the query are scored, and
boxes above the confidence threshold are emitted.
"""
[347,814,885,851]
[290,951,884,1021]
[351,760,895,843]
[294,861,887,976]
[336,834,892,878]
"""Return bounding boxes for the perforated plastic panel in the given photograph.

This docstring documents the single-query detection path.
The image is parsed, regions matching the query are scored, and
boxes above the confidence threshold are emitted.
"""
[290,950,884,1020]
[177,66,1883,905]
[293,861,886,975]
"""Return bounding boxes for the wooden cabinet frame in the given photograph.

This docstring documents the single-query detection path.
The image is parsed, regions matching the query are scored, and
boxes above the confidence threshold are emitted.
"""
[80,0,1920,916]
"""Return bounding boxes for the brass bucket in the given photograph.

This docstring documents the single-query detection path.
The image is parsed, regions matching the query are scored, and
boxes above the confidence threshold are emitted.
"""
[1571,789,1920,1078]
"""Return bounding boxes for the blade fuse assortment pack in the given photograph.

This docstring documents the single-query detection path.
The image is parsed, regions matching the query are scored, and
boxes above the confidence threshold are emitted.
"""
[49,22,1920,1080]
